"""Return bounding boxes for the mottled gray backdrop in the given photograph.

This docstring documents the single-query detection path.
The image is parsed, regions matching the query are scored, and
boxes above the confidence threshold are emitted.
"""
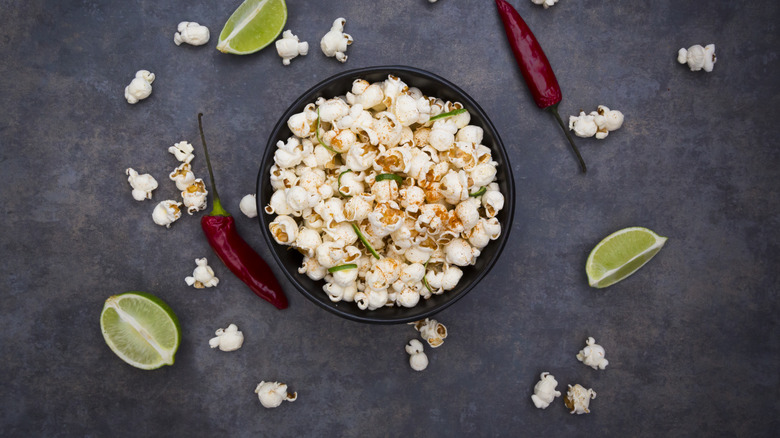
[1,0,778,436]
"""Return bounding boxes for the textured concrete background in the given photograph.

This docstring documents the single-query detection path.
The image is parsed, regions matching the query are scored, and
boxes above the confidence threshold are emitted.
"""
[1,0,778,436]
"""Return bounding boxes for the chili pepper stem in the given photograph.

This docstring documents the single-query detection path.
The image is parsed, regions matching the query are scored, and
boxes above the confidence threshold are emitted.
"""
[197,113,230,216]
[547,104,587,173]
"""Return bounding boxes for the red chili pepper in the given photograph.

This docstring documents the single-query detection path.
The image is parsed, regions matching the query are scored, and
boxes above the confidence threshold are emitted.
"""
[197,113,288,310]
[495,0,587,173]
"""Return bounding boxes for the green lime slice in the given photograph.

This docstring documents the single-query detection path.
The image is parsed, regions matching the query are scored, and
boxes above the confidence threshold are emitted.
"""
[586,227,667,288]
[100,291,181,370]
[216,0,287,55]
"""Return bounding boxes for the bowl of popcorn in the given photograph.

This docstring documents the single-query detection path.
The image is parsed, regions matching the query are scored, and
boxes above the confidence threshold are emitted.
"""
[257,66,515,323]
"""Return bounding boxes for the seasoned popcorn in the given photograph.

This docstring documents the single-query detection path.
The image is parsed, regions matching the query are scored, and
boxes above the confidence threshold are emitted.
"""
[265,75,505,311]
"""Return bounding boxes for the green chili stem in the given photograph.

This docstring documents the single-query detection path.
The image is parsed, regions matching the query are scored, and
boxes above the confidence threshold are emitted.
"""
[547,103,586,174]
[197,113,229,217]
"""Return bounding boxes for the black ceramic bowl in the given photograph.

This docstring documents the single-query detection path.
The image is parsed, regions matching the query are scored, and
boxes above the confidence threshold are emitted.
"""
[257,66,515,324]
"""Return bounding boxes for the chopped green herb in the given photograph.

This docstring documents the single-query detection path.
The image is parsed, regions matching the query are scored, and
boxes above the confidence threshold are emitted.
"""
[351,223,380,260]
[429,108,468,122]
[328,263,358,273]
[422,259,434,296]
[316,107,338,154]
[375,173,403,185]
[469,187,487,197]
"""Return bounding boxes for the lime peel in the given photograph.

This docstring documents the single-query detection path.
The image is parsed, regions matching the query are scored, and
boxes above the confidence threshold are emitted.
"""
[216,0,288,55]
[586,227,667,288]
[100,291,181,370]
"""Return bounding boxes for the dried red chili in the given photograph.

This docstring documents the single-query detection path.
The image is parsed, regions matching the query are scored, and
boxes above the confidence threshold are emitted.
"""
[495,0,587,173]
[197,113,288,310]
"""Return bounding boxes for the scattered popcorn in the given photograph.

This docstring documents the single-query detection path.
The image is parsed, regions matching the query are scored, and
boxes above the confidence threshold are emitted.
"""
[254,381,297,408]
[531,0,558,8]
[125,168,158,201]
[576,336,609,370]
[564,384,596,415]
[124,70,155,104]
[173,21,210,46]
[275,30,308,66]
[181,178,208,215]
[678,44,716,72]
[185,257,219,288]
[568,111,597,138]
[239,194,258,218]
[152,200,182,228]
[208,323,244,351]
[405,339,429,371]
[592,105,624,139]
[169,163,196,191]
[168,141,195,163]
[320,18,352,63]
[411,318,448,348]
[531,372,561,409]
[569,106,624,139]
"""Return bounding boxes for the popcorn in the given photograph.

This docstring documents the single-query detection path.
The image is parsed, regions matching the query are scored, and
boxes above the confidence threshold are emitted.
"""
[564,384,597,415]
[531,372,561,409]
[208,323,243,351]
[444,238,480,267]
[569,111,598,138]
[570,106,624,139]
[124,70,154,104]
[174,21,210,46]
[254,381,297,408]
[181,178,208,215]
[405,339,429,371]
[412,318,448,348]
[320,18,352,63]
[125,168,158,201]
[185,257,219,288]
[275,30,308,65]
[678,44,716,72]
[531,0,558,8]
[168,141,195,163]
[152,200,182,228]
[239,194,258,218]
[169,163,196,192]
[346,79,384,110]
[269,215,299,245]
[576,336,609,370]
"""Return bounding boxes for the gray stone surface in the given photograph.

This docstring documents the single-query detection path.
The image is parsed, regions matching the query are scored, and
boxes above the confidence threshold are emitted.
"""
[1,0,778,436]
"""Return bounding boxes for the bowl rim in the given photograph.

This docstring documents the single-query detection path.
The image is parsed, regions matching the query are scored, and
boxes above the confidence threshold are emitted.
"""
[256,65,515,324]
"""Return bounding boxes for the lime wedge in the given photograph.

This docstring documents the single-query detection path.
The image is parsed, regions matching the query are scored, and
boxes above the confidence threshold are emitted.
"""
[216,0,287,55]
[100,291,181,370]
[586,227,667,288]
